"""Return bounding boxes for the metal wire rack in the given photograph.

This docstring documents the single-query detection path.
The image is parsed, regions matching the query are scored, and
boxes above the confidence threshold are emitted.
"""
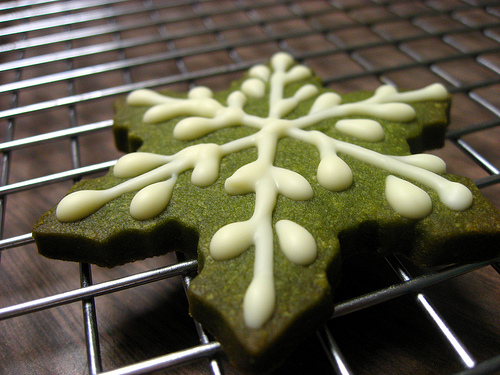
[1,0,500,374]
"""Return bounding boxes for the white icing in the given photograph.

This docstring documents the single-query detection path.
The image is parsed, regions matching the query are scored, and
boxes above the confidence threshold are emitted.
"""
[390,154,446,174]
[385,175,432,219]
[174,107,245,141]
[188,86,213,99]
[331,138,472,212]
[241,78,266,98]
[130,178,176,220]
[126,86,215,107]
[57,143,222,221]
[248,64,271,82]
[335,119,385,142]
[227,90,247,108]
[276,220,317,265]
[243,272,275,329]
[271,52,295,71]
[57,190,112,222]
[224,161,263,195]
[126,89,176,106]
[57,52,466,329]
[316,154,353,191]
[310,92,342,113]
[113,152,171,178]
[143,98,225,125]
[190,144,223,187]
[371,83,449,103]
[286,65,313,82]
[437,181,473,211]
[350,102,416,122]
[210,220,255,260]
[272,166,314,200]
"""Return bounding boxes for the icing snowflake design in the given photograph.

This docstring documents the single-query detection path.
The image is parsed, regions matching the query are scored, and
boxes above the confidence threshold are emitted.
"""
[56,52,473,329]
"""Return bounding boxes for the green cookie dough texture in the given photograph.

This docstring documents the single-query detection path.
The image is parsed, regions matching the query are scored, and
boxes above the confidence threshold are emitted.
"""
[33,52,500,372]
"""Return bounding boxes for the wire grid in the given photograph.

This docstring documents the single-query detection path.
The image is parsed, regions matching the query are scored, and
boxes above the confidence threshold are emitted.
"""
[1,0,500,374]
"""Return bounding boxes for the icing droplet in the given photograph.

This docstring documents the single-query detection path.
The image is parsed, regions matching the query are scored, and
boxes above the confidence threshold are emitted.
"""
[271,52,295,71]
[113,152,168,178]
[188,86,213,99]
[226,91,247,108]
[243,274,275,329]
[385,175,432,219]
[335,119,385,142]
[126,89,175,106]
[373,83,449,103]
[130,179,176,220]
[56,190,110,222]
[317,154,353,191]
[268,84,318,118]
[173,107,244,141]
[173,117,218,140]
[310,92,341,113]
[143,99,223,124]
[225,162,261,195]
[417,83,449,101]
[272,167,314,200]
[191,145,222,187]
[210,221,254,260]
[392,154,446,174]
[396,83,449,102]
[374,85,398,99]
[360,103,416,122]
[438,181,473,211]
[248,64,270,82]
[286,65,312,82]
[276,220,317,265]
[241,78,266,98]
[294,84,319,101]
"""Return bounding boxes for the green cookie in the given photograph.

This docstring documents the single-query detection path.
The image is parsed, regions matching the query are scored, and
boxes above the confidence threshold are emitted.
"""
[33,52,500,371]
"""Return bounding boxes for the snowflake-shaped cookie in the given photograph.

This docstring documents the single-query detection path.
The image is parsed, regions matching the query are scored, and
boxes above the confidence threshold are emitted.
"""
[33,52,500,371]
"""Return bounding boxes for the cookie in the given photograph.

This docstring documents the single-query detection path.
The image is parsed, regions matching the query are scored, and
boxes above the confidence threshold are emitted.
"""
[33,52,500,371]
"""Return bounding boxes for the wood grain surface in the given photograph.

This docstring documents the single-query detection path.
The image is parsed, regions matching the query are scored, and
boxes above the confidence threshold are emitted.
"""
[1,1,500,374]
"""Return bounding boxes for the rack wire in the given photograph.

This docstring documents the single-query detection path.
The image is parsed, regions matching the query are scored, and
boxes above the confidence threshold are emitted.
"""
[1,0,500,374]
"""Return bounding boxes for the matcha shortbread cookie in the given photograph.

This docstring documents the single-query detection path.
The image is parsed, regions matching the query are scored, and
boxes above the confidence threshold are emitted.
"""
[33,53,500,371]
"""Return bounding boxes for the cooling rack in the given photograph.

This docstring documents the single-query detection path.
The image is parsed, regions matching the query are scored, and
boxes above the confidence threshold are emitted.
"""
[1,0,500,374]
